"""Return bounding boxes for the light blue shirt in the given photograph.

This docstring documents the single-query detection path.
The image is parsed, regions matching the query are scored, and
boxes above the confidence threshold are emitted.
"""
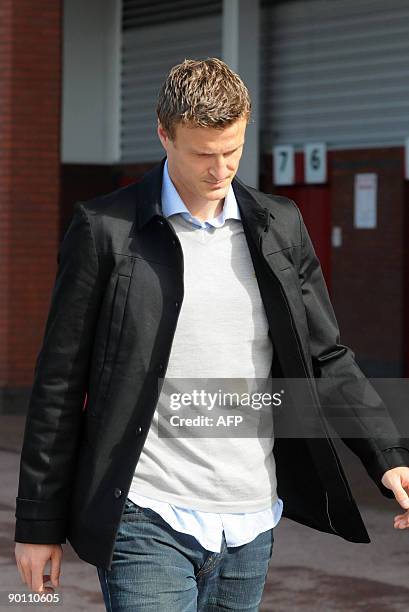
[128,159,283,552]
[161,159,242,228]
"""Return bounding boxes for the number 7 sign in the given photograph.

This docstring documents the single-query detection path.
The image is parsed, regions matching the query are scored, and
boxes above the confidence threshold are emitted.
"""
[273,145,295,186]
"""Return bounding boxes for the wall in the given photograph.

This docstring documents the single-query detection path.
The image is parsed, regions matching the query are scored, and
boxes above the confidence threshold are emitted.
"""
[331,148,406,376]
[0,0,62,413]
[61,0,121,163]
[261,147,407,377]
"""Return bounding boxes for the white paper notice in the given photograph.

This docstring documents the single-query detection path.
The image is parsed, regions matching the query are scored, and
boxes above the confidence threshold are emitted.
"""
[354,174,377,229]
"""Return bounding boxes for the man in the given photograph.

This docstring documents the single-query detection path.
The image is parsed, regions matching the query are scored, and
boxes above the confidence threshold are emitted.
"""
[14,58,409,611]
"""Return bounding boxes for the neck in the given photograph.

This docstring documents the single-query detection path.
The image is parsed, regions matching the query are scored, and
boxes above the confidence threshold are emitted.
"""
[186,199,225,221]
[167,164,225,221]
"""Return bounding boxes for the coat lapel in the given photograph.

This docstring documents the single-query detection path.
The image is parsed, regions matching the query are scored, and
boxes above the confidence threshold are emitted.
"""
[232,175,314,380]
[232,176,299,278]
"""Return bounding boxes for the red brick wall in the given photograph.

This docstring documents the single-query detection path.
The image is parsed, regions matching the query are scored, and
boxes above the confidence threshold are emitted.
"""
[0,1,62,412]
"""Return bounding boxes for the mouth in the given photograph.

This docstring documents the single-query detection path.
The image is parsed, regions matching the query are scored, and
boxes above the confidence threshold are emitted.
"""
[206,179,229,185]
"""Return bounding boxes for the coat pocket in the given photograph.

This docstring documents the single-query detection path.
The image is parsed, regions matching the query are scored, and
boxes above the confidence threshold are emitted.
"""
[92,273,132,415]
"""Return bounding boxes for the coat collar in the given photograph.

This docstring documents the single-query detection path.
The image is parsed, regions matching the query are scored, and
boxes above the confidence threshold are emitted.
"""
[135,157,166,229]
[135,155,274,251]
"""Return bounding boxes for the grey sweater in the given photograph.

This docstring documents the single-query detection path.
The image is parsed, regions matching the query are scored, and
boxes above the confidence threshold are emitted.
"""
[129,213,278,512]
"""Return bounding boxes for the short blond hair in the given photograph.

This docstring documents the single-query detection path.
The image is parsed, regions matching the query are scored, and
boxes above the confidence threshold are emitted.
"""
[156,57,251,140]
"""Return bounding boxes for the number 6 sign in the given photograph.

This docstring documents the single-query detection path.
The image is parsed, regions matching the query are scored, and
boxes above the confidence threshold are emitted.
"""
[304,143,327,184]
[273,145,295,186]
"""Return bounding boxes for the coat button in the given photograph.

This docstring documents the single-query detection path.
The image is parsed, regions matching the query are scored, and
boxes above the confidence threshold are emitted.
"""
[175,301,179,309]
[158,363,164,373]
[158,219,164,225]
[114,488,122,498]
[135,425,143,436]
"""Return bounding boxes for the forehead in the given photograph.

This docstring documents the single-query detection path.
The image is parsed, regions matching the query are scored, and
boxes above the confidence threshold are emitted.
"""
[174,118,246,151]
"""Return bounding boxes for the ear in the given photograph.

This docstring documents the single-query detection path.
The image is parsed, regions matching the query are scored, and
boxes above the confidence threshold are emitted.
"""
[157,120,170,148]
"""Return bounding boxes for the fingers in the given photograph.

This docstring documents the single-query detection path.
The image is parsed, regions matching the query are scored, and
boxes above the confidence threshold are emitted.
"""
[386,474,409,510]
[394,488,409,511]
[394,510,409,529]
[15,544,61,592]
[50,547,62,588]
[31,563,47,593]
[17,557,54,593]
[30,566,57,593]
[16,557,31,589]
[17,554,32,589]
[16,559,26,585]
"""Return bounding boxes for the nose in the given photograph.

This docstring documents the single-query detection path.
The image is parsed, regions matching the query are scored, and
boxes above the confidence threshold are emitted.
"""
[209,155,229,181]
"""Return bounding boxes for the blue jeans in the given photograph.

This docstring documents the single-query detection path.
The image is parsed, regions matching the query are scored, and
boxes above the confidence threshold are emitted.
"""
[97,498,274,611]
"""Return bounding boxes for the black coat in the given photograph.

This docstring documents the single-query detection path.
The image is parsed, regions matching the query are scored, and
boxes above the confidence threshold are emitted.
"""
[14,157,409,570]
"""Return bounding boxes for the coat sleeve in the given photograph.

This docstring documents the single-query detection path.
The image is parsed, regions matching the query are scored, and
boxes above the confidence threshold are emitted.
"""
[14,202,106,543]
[294,203,409,499]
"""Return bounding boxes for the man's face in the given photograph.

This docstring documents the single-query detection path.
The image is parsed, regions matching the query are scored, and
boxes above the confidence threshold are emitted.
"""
[157,116,247,205]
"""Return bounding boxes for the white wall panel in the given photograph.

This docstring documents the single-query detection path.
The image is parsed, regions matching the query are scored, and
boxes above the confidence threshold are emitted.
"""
[62,0,121,163]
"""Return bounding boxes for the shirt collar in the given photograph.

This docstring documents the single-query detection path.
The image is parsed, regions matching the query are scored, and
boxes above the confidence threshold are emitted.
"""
[161,158,241,228]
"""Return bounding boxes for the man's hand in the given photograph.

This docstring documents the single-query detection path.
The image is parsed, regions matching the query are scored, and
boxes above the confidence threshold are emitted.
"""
[14,543,62,592]
[381,466,409,529]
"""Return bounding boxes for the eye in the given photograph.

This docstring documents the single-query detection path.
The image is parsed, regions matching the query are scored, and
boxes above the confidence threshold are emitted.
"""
[226,148,240,156]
